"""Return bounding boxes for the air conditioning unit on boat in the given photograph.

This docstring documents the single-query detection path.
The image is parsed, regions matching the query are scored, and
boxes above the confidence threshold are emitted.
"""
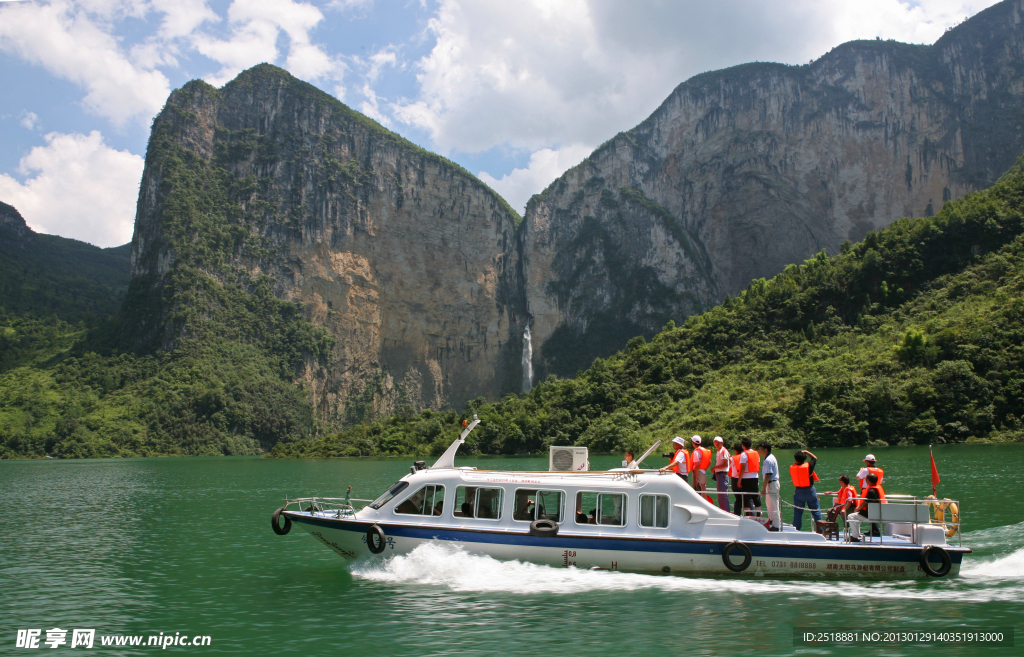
[549,446,589,472]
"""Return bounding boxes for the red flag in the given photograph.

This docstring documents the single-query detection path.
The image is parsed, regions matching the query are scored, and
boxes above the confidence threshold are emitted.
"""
[930,445,941,497]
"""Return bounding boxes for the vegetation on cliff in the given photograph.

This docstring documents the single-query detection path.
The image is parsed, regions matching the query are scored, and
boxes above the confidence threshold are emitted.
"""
[271,156,1024,458]
[0,206,130,324]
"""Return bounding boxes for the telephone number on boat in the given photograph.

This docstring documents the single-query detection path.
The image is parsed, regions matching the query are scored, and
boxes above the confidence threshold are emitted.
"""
[793,629,1013,646]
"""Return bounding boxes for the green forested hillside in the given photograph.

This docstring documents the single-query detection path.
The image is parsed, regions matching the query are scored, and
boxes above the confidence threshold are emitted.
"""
[0,203,131,324]
[5,157,1024,459]
[0,278,331,458]
[271,157,1024,458]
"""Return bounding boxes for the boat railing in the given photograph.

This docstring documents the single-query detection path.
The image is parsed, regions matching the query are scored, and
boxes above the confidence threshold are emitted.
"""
[283,496,374,519]
[718,490,962,546]
[828,494,962,546]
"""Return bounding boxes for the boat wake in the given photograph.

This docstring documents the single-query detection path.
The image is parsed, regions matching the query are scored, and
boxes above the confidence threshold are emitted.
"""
[350,523,1024,603]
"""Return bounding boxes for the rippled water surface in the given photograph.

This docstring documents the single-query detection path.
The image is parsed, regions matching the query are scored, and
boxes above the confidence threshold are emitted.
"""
[1,445,1022,656]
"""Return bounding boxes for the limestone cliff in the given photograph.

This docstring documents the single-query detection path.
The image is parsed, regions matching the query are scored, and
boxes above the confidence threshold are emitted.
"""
[129,65,526,423]
[524,0,1024,379]
[0,201,32,243]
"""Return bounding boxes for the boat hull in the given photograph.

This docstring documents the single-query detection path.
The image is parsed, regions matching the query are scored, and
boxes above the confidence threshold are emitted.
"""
[286,512,965,579]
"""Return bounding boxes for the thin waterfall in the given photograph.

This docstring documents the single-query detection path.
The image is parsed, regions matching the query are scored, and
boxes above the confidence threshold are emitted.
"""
[522,324,533,392]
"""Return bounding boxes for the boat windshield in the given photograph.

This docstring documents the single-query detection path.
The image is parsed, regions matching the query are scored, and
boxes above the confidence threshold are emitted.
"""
[369,481,410,509]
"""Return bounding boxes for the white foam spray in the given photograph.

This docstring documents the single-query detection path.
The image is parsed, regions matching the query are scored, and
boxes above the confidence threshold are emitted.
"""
[522,324,533,392]
[350,533,1024,603]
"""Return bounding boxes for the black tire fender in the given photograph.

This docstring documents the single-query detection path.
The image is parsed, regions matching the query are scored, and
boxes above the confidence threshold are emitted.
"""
[920,545,952,577]
[529,518,559,537]
[271,507,291,536]
[367,524,387,554]
[722,541,753,572]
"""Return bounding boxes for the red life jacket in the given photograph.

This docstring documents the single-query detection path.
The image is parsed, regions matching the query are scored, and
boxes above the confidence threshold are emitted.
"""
[859,466,884,493]
[837,484,856,506]
[669,447,690,474]
[730,453,742,478]
[790,462,820,487]
[693,446,711,470]
[742,449,760,476]
[861,483,888,504]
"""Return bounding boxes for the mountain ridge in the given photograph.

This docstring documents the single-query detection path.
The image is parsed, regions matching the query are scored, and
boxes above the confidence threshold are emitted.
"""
[523,0,1024,380]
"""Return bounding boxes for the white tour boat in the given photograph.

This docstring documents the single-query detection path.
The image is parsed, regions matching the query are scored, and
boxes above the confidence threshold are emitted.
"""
[271,420,968,579]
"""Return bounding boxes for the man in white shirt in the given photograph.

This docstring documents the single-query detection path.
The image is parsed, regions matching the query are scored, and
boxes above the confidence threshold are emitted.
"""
[712,436,730,511]
[624,449,640,470]
[659,436,689,480]
[857,454,884,493]
[690,435,708,494]
[759,442,781,531]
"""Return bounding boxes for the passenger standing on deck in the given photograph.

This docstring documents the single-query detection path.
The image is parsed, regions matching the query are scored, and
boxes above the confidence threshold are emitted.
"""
[857,455,885,494]
[660,436,690,481]
[624,449,640,470]
[790,450,823,531]
[738,437,762,518]
[730,444,744,516]
[758,442,781,531]
[712,437,730,512]
[690,436,710,497]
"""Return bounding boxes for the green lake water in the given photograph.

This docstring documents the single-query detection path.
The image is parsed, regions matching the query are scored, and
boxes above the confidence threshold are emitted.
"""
[1,444,1022,656]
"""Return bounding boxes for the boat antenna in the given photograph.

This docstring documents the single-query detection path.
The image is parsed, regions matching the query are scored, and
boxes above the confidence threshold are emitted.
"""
[431,415,481,469]
[635,439,663,466]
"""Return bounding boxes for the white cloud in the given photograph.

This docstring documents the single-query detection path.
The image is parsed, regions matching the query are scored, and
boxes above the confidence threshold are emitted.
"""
[19,111,39,130]
[394,0,1001,156]
[0,131,144,247]
[196,0,344,86]
[0,1,172,126]
[478,144,593,213]
[326,0,373,11]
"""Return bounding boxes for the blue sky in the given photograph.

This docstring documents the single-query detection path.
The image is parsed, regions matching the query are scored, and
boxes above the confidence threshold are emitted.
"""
[0,0,1000,247]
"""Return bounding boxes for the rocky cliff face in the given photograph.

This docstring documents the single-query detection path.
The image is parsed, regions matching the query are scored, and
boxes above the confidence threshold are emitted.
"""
[130,65,526,423]
[524,0,1024,378]
[129,1,1024,423]
[0,201,32,243]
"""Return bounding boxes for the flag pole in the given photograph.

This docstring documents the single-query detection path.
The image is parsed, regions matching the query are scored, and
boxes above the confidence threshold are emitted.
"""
[929,444,941,498]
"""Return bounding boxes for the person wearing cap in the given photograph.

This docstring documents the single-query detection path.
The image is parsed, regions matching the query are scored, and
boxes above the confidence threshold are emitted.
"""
[758,442,781,531]
[689,435,710,497]
[660,436,690,481]
[712,437,730,512]
[856,455,885,495]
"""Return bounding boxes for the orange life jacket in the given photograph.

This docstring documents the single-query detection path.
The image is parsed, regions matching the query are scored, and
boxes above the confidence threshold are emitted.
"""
[860,483,888,504]
[859,466,884,493]
[669,447,690,474]
[693,446,711,470]
[790,462,820,487]
[837,484,856,506]
[742,449,760,476]
[730,453,742,478]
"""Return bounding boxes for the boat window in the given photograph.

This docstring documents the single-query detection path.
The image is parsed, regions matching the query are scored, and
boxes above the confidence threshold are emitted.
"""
[513,489,564,523]
[394,484,445,516]
[639,494,670,528]
[369,481,410,509]
[575,492,597,524]
[575,492,625,526]
[598,493,626,526]
[454,486,503,520]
